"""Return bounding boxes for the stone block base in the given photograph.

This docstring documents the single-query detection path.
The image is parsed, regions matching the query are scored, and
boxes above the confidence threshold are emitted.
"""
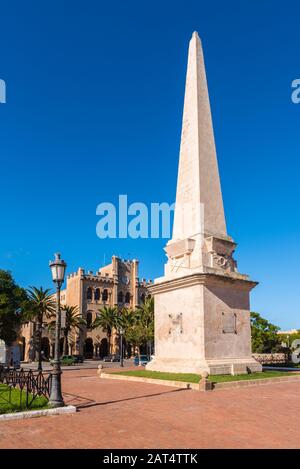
[146,357,262,376]
[206,358,262,375]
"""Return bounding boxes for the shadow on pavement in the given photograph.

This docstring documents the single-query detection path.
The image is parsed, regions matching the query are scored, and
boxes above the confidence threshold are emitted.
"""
[65,387,190,411]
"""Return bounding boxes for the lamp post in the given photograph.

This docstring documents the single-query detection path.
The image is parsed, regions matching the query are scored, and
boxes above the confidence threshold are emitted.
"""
[119,328,124,367]
[48,252,66,407]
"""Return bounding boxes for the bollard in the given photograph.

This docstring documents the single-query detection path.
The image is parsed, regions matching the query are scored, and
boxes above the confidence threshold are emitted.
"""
[199,371,213,392]
[97,364,103,376]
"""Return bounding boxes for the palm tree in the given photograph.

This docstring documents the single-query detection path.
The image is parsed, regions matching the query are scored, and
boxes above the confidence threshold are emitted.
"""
[92,306,118,354]
[26,286,55,370]
[117,306,135,358]
[116,306,132,329]
[48,305,86,355]
[137,296,154,326]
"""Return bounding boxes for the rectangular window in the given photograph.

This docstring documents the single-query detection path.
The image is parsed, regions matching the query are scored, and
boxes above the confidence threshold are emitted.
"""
[222,312,237,334]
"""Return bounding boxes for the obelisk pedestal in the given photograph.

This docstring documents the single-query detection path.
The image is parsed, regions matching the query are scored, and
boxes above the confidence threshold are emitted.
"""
[146,32,261,375]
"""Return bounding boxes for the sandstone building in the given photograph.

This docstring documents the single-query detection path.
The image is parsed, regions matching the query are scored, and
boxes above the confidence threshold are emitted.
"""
[21,256,151,361]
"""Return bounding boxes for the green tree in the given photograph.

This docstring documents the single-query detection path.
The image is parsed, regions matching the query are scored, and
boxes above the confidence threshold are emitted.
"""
[278,331,300,349]
[26,286,55,370]
[250,312,281,353]
[123,297,154,358]
[277,331,300,362]
[117,307,136,357]
[0,270,28,346]
[119,306,135,330]
[48,305,86,355]
[92,299,154,359]
[124,321,145,358]
[92,306,119,354]
[136,297,154,355]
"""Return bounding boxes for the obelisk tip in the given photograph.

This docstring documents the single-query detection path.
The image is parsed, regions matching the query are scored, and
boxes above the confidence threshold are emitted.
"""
[192,31,201,41]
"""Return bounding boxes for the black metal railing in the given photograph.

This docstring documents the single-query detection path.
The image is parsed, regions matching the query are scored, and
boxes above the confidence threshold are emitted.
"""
[0,365,52,410]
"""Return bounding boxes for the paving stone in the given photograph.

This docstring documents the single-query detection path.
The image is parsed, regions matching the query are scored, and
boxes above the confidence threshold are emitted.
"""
[0,368,299,449]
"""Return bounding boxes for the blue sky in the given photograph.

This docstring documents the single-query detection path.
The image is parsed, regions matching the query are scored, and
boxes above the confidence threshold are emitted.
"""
[0,0,299,329]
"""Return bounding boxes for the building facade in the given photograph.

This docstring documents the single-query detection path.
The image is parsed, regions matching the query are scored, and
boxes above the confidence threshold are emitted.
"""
[21,256,152,361]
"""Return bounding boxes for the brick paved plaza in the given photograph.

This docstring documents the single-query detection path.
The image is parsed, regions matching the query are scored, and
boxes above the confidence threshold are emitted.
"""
[0,368,300,449]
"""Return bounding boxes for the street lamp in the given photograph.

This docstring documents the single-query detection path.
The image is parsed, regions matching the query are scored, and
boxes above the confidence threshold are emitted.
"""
[48,252,66,407]
[119,327,124,367]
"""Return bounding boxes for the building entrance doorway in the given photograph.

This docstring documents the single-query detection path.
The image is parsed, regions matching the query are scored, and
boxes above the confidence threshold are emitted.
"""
[84,338,94,358]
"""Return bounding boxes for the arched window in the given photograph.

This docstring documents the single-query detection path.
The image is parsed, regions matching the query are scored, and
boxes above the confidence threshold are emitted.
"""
[140,293,145,304]
[125,292,130,304]
[86,311,93,329]
[118,291,124,303]
[95,288,100,301]
[86,287,93,301]
[102,289,108,302]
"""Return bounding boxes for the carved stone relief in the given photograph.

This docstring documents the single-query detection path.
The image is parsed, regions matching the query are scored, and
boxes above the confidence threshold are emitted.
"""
[168,313,183,339]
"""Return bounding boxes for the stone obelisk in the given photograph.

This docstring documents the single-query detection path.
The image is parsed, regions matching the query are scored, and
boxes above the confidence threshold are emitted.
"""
[146,32,261,375]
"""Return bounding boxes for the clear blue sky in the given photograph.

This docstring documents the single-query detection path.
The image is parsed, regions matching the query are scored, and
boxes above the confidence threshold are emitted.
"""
[0,0,299,329]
